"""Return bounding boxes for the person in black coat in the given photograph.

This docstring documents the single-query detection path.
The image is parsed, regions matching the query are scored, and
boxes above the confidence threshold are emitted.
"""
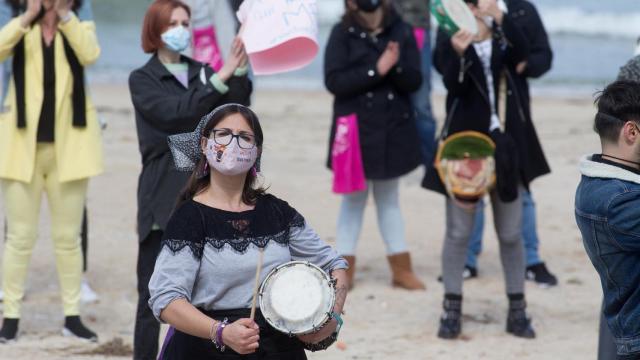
[463,0,557,287]
[128,1,251,359]
[423,0,539,340]
[324,0,425,290]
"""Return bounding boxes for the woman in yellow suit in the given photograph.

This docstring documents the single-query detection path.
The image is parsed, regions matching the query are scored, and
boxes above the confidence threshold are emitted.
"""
[0,0,102,342]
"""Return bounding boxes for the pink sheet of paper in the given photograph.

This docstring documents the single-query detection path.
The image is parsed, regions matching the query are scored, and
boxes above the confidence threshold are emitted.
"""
[413,27,426,51]
[193,26,223,71]
[236,0,319,75]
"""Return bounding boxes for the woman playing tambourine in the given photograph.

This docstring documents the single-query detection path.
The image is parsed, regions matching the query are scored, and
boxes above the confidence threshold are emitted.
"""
[148,104,349,359]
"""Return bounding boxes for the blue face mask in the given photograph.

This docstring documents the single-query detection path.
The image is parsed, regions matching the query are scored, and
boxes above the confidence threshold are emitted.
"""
[161,26,191,53]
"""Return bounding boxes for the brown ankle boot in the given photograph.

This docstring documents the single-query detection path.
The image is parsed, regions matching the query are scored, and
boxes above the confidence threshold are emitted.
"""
[344,256,356,290]
[387,252,426,290]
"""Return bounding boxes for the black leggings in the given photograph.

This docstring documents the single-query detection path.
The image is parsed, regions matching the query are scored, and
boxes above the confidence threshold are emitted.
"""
[134,230,163,360]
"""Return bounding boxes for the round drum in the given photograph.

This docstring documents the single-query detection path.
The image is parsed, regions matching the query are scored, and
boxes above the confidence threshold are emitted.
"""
[259,261,336,336]
[435,130,496,202]
[431,0,479,35]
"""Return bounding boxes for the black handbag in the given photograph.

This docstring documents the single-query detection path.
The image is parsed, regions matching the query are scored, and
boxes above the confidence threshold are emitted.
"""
[490,128,519,202]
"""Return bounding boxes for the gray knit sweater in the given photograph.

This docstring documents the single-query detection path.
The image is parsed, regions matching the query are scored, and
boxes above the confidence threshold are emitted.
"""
[148,195,348,321]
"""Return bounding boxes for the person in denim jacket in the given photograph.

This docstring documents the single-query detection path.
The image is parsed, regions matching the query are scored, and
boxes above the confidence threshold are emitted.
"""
[575,80,640,360]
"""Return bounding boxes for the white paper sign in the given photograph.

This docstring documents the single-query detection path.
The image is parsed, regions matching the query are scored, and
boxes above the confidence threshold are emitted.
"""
[237,0,319,75]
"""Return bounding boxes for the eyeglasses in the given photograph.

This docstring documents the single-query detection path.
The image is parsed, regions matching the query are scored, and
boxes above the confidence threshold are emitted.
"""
[209,129,256,149]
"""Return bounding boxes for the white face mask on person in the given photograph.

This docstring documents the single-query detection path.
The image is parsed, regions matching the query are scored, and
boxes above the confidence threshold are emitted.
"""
[204,138,258,176]
[161,26,191,53]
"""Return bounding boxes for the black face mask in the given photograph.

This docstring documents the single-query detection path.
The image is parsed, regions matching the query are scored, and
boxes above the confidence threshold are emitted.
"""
[356,0,382,13]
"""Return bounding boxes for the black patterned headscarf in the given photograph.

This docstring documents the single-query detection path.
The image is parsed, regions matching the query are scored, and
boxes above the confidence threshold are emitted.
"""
[168,103,262,173]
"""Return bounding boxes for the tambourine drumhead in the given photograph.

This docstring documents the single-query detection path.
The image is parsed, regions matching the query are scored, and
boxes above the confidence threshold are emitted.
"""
[431,0,479,35]
[259,261,335,335]
[435,131,496,201]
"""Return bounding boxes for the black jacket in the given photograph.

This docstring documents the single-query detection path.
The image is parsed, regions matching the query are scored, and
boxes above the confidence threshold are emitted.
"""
[423,16,548,194]
[324,12,423,180]
[129,55,251,242]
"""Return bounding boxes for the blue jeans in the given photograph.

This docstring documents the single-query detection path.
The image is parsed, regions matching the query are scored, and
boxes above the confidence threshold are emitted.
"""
[336,179,407,256]
[411,27,436,166]
[466,191,541,268]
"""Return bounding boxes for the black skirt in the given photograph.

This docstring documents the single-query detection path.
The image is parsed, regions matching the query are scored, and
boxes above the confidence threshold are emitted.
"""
[160,308,308,360]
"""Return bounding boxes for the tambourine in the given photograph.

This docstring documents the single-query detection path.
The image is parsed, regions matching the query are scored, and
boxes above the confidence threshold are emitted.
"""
[431,0,479,36]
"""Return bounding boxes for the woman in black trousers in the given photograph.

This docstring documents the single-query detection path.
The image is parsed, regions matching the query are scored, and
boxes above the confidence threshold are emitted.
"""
[129,1,251,358]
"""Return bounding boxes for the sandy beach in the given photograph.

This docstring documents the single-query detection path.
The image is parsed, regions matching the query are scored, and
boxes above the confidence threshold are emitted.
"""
[0,84,602,359]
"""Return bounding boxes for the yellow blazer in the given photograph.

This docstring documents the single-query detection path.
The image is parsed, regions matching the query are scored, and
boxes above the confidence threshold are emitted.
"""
[0,14,103,183]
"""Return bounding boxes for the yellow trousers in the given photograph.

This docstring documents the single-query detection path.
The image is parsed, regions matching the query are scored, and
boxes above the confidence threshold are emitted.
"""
[1,144,88,318]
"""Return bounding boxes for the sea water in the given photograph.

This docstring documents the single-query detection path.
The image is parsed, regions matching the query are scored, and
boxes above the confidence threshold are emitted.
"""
[91,0,639,96]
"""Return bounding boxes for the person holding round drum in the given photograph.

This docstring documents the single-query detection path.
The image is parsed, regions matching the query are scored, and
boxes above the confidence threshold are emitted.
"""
[424,0,538,339]
[148,104,349,359]
[129,1,252,358]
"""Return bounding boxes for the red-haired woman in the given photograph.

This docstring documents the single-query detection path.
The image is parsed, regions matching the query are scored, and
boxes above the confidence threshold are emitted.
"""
[128,1,251,358]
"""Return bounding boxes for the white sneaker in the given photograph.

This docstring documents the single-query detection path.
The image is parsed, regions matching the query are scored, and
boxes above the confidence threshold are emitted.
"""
[80,278,99,304]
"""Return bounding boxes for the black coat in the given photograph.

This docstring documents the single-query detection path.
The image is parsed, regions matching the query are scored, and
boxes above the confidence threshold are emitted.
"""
[423,16,548,195]
[129,55,252,242]
[324,12,423,180]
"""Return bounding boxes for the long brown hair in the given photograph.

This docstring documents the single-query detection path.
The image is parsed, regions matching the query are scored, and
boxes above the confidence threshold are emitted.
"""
[341,0,392,29]
[176,105,266,209]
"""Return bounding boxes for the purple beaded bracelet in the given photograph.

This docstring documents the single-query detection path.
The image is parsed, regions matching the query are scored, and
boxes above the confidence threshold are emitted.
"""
[214,317,229,352]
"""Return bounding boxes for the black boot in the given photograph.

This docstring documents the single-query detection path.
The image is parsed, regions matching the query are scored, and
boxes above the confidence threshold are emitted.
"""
[0,318,19,343]
[506,298,536,339]
[63,316,98,342]
[438,294,462,339]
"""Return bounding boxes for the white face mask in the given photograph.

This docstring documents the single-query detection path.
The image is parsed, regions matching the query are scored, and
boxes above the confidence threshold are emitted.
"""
[161,26,191,53]
[205,138,258,176]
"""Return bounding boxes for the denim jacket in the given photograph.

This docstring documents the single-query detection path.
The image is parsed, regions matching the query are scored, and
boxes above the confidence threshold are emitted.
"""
[575,154,640,356]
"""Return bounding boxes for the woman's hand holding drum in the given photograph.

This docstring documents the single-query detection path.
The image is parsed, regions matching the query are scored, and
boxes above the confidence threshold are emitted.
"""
[451,30,474,57]
[296,268,348,346]
[297,318,339,344]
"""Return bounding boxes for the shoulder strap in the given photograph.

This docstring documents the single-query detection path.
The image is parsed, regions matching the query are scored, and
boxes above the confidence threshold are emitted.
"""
[498,71,507,132]
[439,98,459,141]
